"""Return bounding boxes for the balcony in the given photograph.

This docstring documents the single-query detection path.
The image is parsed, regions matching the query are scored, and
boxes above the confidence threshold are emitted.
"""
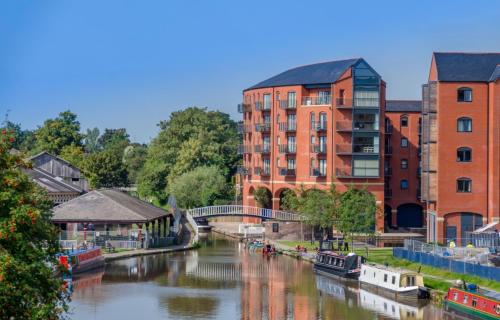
[335,98,379,109]
[278,100,297,110]
[279,168,296,176]
[237,121,250,134]
[302,96,331,106]
[255,122,271,133]
[237,166,249,176]
[310,168,326,177]
[254,144,271,154]
[279,144,296,154]
[336,167,379,179]
[336,144,378,155]
[385,145,393,156]
[254,167,270,176]
[384,188,392,199]
[311,144,327,154]
[237,145,252,154]
[237,103,252,113]
[336,121,352,132]
[279,122,297,132]
[384,167,392,176]
[255,101,271,111]
[314,121,327,132]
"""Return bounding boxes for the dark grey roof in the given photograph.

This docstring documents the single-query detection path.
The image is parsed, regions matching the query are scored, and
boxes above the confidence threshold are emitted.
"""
[25,168,82,193]
[52,189,170,223]
[434,52,500,82]
[386,100,422,112]
[489,65,500,82]
[246,58,361,90]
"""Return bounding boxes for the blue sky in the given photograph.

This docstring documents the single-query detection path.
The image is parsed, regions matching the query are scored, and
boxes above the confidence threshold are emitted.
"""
[1,0,500,143]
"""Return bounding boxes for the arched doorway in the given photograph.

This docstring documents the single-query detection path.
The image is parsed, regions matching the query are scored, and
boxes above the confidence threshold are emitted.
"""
[444,212,483,246]
[276,188,295,210]
[396,203,423,228]
[254,186,272,209]
[247,186,255,207]
[384,204,392,231]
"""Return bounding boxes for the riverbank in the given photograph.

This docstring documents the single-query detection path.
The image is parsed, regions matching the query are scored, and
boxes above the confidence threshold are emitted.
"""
[103,244,193,262]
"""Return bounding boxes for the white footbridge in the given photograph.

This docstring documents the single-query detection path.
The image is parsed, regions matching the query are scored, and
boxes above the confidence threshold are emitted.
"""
[187,205,302,221]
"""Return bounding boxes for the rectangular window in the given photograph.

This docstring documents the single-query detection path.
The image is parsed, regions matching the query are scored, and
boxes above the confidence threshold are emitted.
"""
[318,91,331,104]
[287,136,296,152]
[319,136,327,152]
[401,138,408,148]
[263,94,271,110]
[287,158,296,170]
[272,223,279,233]
[400,180,409,190]
[263,159,270,175]
[354,90,379,107]
[401,159,408,169]
[288,92,296,108]
[391,276,396,285]
[319,159,327,176]
[457,179,472,193]
[353,158,379,177]
[457,118,472,132]
[384,274,388,282]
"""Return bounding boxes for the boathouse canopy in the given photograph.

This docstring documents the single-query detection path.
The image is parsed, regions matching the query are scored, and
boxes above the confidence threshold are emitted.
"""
[52,189,170,224]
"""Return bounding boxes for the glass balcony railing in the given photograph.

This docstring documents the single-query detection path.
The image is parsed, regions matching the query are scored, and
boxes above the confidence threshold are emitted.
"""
[278,100,297,110]
[279,168,296,176]
[254,167,270,176]
[279,144,296,154]
[310,168,326,177]
[352,144,378,154]
[254,144,271,153]
[255,123,271,132]
[311,144,327,154]
[335,98,380,108]
[302,96,331,106]
[279,122,297,132]
[255,101,271,111]
[237,103,252,113]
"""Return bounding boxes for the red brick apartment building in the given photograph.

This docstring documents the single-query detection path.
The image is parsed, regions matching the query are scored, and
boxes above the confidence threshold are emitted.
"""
[238,59,388,231]
[422,53,500,244]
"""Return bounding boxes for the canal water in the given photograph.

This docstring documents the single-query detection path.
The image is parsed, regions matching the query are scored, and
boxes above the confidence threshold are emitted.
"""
[70,235,445,320]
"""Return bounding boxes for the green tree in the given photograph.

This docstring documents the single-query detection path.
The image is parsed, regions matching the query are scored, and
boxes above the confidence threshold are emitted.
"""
[168,166,228,209]
[253,187,272,208]
[59,145,86,169]
[0,121,36,152]
[34,110,83,155]
[123,144,148,184]
[98,128,130,155]
[138,107,239,202]
[83,127,101,153]
[84,151,128,188]
[0,130,69,318]
[338,187,377,250]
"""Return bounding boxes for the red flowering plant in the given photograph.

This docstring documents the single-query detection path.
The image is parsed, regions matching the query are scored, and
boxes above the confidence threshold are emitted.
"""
[0,131,69,319]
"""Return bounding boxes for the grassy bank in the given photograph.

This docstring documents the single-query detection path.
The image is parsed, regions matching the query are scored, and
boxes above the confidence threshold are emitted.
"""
[278,240,500,292]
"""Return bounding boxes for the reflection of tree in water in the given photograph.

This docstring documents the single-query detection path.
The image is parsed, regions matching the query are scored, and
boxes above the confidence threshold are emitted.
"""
[163,296,219,318]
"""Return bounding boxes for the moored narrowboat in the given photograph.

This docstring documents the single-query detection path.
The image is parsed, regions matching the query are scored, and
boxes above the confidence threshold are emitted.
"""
[359,264,429,301]
[444,282,500,320]
[314,251,365,280]
[59,247,105,275]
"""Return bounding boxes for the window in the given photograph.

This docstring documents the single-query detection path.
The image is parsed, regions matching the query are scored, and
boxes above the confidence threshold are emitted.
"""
[472,298,477,308]
[401,138,408,148]
[401,159,408,169]
[407,276,415,286]
[457,147,472,162]
[457,117,472,132]
[463,295,468,304]
[400,179,409,190]
[263,94,271,109]
[384,274,388,282]
[401,115,408,127]
[391,276,396,285]
[458,87,472,102]
[287,158,296,170]
[353,158,379,177]
[319,159,327,176]
[288,92,296,108]
[310,112,315,129]
[339,89,345,105]
[457,178,472,193]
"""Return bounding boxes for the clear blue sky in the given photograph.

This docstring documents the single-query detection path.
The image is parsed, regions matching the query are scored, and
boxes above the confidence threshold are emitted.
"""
[2,0,500,143]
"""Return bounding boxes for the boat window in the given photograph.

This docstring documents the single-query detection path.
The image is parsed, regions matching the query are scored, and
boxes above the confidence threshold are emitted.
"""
[339,260,344,267]
[463,295,468,304]
[384,274,388,282]
[407,276,415,286]
[319,255,324,263]
[373,272,376,278]
[329,257,334,265]
[392,276,396,285]
[453,292,458,301]
[364,270,366,275]
[472,298,477,308]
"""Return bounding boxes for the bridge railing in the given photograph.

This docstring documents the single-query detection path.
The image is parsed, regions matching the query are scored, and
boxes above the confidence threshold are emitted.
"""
[187,205,302,221]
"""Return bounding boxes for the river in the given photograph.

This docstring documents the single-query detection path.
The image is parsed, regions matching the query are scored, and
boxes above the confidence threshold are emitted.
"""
[69,235,445,320]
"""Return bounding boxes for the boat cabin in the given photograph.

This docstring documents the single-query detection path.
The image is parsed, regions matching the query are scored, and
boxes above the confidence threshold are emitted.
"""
[359,264,424,293]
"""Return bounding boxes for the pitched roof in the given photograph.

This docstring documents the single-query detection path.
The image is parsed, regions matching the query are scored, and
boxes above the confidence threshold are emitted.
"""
[433,52,500,82]
[489,65,500,82]
[385,100,422,112]
[51,189,170,223]
[25,168,82,193]
[246,58,362,90]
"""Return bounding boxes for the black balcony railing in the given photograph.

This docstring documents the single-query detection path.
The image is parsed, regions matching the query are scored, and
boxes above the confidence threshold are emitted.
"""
[237,145,251,154]
[237,122,250,134]
[352,144,378,154]
[254,144,271,154]
[279,168,296,176]
[279,144,296,154]
[255,123,271,132]
[254,167,270,176]
[310,168,326,177]
[278,100,297,110]
[255,101,271,111]
[302,96,331,106]
[237,103,252,113]
[279,122,297,132]
[311,144,327,154]
[237,166,249,176]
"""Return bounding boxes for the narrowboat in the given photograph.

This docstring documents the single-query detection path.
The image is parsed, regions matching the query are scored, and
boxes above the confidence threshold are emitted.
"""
[59,247,105,275]
[359,264,430,301]
[314,251,365,280]
[444,282,500,320]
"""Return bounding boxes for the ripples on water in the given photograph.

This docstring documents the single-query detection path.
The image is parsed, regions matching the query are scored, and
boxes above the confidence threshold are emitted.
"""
[70,235,444,320]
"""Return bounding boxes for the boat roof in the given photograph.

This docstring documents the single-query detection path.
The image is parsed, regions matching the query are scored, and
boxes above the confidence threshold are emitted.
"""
[319,251,357,258]
[452,287,500,302]
[362,263,420,276]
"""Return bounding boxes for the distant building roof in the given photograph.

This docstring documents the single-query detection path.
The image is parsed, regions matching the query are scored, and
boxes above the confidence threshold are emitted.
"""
[246,58,362,90]
[386,100,422,112]
[51,189,170,223]
[434,52,500,82]
[25,168,82,193]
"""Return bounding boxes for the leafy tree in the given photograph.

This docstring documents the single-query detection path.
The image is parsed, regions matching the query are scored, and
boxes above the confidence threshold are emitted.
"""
[168,166,228,209]
[59,145,86,169]
[34,110,83,155]
[138,107,239,202]
[253,187,272,208]
[0,130,69,318]
[83,151,128,188]
[123,144,148,184]
[338,187,377,250]
[83,127,101,153]
[0,121,36,152]
[98,128,130,155]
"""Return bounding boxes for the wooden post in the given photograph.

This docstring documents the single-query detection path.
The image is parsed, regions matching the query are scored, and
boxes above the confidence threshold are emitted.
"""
[163,218,167,237]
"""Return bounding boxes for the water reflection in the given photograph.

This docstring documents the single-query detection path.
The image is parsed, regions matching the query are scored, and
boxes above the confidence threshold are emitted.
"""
[70,236,442,319]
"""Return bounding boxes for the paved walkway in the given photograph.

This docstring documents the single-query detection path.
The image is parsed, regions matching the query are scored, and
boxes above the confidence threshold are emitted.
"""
[103,244,193,262]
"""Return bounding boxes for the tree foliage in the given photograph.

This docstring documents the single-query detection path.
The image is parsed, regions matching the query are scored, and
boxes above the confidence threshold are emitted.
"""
[83,151,128,188]
[253,187,272,209]
[338,187,377,246]
[123,144,148,184]
[0,130,69,319]
[138,107,239,202]
[59,145,86,169]
[0,121,36,152]
[33,110,83,155]
[168,166,229,209]
[98,128,130,156]
[83,127,101,153]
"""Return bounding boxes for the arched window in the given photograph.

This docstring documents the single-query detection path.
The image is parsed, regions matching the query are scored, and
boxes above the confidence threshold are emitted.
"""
[457,178,472,193]
[400,115,408,127]
[457,147,472,162]
[400,179,409,190]
[457,117,472,132]
[458,87,473,102]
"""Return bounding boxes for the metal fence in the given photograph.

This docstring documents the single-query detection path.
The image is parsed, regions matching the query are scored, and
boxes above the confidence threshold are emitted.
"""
[187,205,302,221]
[393,239,500,281]
[58,230,172,250]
